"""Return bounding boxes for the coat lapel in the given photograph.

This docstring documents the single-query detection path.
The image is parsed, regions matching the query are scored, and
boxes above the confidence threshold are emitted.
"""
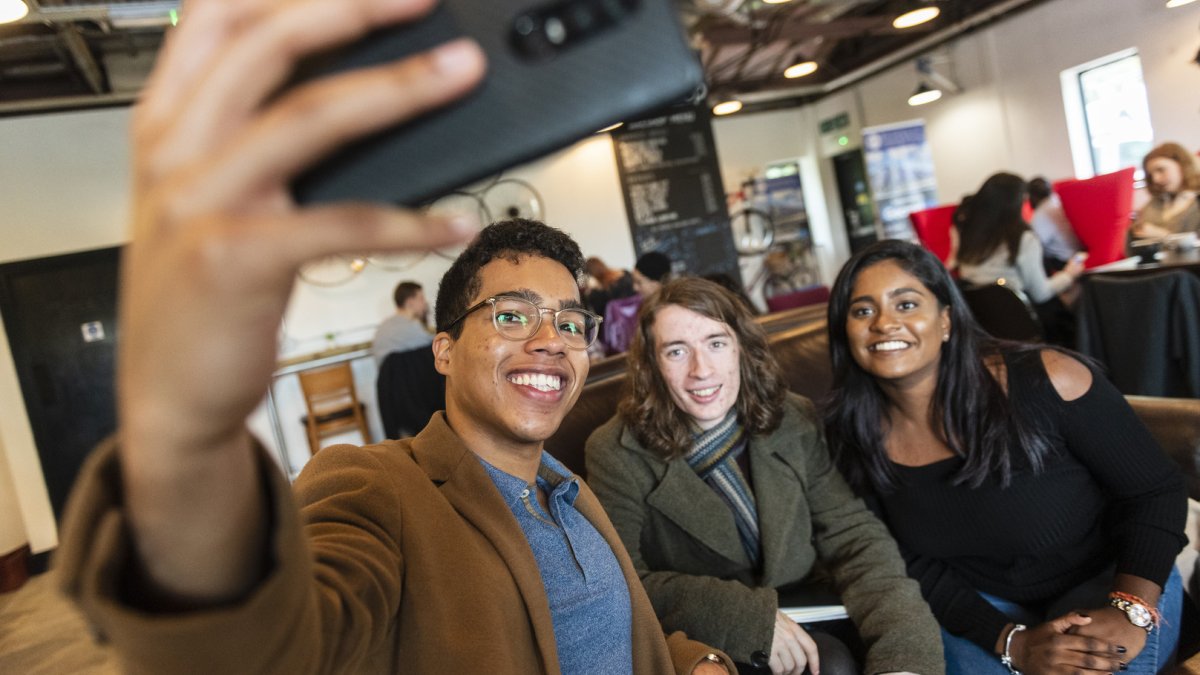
[626,428,751,567]
[748,430,808,587]
[409,414,562,674]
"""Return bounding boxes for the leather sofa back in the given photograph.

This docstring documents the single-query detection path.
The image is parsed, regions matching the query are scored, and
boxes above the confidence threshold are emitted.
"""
[547,313,1200,500]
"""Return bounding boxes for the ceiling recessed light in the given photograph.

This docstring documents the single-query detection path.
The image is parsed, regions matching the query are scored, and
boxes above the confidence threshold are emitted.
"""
[893,6,940,29]
[1166,0,1196,7]
[713,100,744,116]
[762,0,794,4]
[784,61,819,79]
[0,0,29,24]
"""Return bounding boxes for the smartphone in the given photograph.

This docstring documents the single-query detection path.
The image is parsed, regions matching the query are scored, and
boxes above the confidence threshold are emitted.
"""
[291,0,704,207]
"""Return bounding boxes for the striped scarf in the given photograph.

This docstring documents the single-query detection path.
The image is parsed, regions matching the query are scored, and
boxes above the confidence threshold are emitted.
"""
[684,411,760,566]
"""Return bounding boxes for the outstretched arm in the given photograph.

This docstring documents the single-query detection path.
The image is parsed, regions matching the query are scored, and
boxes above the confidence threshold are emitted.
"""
[115,0,485,607]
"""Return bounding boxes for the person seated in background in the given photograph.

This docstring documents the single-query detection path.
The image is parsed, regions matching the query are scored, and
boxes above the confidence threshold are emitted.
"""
[54,3,732,674]
[633,250,674,298]
[1026,177,1081,274]
[952,172,1085,345]
[370,280,432,366]
[605,250,675,354]
[586,277,943,675]
[824,240,1186,675]
[1132,142,1200,239]
[584,255,636,317]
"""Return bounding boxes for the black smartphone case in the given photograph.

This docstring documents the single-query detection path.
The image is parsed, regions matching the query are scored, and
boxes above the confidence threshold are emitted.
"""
[291,0,704,207]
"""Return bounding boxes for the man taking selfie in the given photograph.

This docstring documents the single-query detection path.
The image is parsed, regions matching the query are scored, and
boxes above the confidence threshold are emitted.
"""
[54,1,730,673]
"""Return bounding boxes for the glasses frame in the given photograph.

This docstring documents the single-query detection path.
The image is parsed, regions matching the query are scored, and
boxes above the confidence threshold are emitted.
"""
[441,296,603,350]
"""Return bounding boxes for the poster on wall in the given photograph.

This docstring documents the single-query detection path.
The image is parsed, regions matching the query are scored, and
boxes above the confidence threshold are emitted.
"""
[861,119,939,240]
[610,105,738,281]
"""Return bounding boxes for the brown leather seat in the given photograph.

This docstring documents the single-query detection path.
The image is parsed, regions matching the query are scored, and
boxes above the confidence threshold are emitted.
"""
[549,311,1200,503]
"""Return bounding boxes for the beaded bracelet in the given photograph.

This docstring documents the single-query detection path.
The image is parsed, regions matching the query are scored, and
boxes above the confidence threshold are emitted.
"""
[1109,591,1162,627]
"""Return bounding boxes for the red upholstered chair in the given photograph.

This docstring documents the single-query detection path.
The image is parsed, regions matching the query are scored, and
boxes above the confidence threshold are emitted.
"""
[1053,167,1135,268]
[908,204,958,265]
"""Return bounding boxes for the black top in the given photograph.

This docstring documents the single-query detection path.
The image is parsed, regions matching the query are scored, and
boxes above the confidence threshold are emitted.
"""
[870,350,1187,651]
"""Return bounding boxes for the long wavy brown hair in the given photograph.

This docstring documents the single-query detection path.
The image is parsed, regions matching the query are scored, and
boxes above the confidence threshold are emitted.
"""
[1144,142,1200,197]
[619,277,787,459]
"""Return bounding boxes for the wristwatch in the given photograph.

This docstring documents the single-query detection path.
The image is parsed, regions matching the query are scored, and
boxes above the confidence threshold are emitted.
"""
[1110,597,1155,632]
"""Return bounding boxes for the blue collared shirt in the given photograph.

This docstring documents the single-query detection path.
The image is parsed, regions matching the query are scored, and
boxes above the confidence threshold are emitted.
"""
[479,453,633,675]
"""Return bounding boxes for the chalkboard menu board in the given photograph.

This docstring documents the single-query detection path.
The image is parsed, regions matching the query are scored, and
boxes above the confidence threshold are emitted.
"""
[611,106,738,280]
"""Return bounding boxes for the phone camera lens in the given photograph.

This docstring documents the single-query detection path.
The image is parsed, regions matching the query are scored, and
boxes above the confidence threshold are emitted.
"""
[513,14,538,37]
[543,16,568,45]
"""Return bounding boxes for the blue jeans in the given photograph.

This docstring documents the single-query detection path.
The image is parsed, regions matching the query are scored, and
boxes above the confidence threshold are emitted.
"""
[942,566,1183,675]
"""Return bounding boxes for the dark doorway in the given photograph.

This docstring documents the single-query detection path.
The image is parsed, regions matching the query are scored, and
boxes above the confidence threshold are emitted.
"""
[832,149,881,254]
[0,247,121,521]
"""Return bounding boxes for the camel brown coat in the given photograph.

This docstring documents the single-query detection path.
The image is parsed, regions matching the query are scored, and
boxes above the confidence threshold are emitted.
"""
[56,413,729,674]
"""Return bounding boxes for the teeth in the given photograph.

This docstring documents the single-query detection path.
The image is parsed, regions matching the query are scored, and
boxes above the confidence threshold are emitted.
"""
[691,386,719,397]
[870,340,909,352]
[508,372,562,392]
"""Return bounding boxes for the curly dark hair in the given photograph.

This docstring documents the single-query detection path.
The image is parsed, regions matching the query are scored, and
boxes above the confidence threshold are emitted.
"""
[434,218,585,337]
[619,277,787,459]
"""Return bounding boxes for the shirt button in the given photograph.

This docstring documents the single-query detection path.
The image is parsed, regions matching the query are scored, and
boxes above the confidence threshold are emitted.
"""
[751,650,770,668]
[520,488,530,498]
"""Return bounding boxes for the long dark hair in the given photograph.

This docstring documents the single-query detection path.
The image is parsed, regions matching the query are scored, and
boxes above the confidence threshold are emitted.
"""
[824,240,1053,493]
[955,172,1029,266]
[620,277,787,459]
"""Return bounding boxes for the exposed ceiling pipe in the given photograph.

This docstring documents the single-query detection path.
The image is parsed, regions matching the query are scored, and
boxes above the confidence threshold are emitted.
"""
[12,1,177,28]
[733,0,1042,104]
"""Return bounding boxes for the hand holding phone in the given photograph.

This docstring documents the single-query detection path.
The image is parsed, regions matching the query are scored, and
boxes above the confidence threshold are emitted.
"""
[1066,251,1088,276]
[112,0,485,604]
[291,0,704,206]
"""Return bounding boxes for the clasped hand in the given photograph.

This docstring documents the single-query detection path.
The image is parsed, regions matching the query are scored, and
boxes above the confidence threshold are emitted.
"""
[1008,608,1143,674]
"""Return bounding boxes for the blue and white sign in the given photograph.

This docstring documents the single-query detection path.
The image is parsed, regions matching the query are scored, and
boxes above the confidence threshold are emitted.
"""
[862,120,939,240]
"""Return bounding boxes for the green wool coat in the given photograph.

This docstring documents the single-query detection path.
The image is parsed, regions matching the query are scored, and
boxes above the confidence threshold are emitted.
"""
[585,393,945,675]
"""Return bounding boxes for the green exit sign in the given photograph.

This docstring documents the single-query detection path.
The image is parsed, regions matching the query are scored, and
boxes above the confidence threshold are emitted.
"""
[819,113,850,135]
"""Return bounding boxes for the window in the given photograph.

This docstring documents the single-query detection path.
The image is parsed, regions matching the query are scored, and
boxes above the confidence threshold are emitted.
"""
[1061,49,1154,180]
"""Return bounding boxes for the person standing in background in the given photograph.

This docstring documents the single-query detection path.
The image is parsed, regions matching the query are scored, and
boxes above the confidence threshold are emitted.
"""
[1132,142,1200,239]
[371,280,432,366]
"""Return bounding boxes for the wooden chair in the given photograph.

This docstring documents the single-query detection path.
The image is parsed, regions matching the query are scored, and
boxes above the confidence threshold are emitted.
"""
[960,282,1043,342]
[298,362,370,455]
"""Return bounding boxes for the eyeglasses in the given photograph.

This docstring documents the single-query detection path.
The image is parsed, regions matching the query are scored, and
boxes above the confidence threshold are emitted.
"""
[441,296,603,350]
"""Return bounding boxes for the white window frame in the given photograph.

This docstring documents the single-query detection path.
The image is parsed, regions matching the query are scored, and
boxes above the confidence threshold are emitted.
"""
[1059,48,1153,180]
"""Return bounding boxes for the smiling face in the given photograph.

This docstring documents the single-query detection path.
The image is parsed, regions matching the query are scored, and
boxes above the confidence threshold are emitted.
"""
[1147,157,1184,195]
[434,254,589,459]
[651,304,741,430]
[845,260,951,390]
